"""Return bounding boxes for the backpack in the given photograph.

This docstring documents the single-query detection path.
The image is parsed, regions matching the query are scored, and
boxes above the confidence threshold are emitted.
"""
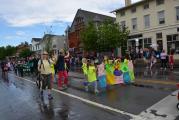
[39,59,51,70]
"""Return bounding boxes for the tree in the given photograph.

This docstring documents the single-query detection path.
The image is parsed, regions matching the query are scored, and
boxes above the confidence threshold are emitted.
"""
[44,35,52,53]
[81,22,98,52]
[81,19,129,54]
[0,46,16,60]
[19,48,33,58]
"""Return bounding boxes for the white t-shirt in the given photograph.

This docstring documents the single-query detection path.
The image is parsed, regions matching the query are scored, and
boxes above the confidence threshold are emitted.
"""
[160,52,167,60]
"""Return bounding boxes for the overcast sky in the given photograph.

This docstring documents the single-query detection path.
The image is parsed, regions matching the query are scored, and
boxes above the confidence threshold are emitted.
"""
[0,0,141,47]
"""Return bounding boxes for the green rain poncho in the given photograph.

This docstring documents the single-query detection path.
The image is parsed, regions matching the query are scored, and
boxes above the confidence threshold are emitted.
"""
[87,66,97,82]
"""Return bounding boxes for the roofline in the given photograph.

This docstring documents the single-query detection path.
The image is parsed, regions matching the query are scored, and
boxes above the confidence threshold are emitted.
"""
[31,38,42,43]
[70,8,115,30]
[111,0,152,13]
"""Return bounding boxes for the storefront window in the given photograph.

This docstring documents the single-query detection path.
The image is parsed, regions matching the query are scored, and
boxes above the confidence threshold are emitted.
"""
[144,38,152,48]
[167,34,179,54]
[157,40,163,51]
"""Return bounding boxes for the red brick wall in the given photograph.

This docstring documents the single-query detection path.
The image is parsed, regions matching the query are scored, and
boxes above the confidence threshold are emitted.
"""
[69,32,79,48]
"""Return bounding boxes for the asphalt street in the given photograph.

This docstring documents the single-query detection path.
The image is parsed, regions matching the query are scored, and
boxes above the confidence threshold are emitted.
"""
[0,72,178,120]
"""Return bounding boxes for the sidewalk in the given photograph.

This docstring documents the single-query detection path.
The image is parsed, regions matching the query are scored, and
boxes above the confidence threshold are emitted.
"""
[134,59,179,68]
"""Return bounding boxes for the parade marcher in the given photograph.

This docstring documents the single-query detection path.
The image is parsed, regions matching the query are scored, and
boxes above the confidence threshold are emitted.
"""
[1,61,8,80]
[14,61,18,75]
[38,51,54,100]
[150,50,157,70]
[18,60,24,77]
[86,60,99,93]
[64,51,70,73]
[56,49,69,90]
[97,59,107,88]
[50,52,57,84]
[113,58,123,85]
[82,58,89,91]
[128,59,135,82]
[160,49,167,70]
[169,50,174,70]
[32,56,39,76]
[121,59,131,84]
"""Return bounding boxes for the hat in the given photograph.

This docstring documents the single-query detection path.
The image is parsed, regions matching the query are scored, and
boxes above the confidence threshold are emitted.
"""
[59,49,64,54]
[43,51,48,55]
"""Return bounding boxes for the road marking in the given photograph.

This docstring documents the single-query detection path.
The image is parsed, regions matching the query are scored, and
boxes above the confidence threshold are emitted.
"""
[9,73,140,119]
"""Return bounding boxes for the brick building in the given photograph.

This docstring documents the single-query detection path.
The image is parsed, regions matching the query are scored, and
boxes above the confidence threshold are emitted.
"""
[67,9,115,56]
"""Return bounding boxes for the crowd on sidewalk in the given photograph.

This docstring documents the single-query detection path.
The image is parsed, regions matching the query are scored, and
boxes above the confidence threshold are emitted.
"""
[130,48,175,70]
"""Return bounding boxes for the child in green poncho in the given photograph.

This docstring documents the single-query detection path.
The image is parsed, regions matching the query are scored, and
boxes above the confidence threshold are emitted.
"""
[85,60,99,94]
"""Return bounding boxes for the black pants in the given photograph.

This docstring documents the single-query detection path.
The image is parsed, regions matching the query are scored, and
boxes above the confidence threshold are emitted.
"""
[161,59,167,68]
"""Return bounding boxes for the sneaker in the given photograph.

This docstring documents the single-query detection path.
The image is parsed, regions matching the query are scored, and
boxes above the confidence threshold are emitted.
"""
[58,87,64,91]
[63,84,68,89]
[94,90,99,94]
[48,94,53,100]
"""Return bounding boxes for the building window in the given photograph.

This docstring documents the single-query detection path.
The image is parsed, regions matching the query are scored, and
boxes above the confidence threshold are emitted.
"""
[121,21,126,27]
[53,45,56,48]
[176,6,179,21]
[131,7,136,13]
[177,27,179,32]
[167,34,179,54]
[158,11,165,24]
[144,38,152,48]
[156,33,162,39]
[144,15,150,28]
[120,11,125,16]
[157,40,163,51]
[132,18,137,30]
[156,0,164,5]
[144,3,149,9]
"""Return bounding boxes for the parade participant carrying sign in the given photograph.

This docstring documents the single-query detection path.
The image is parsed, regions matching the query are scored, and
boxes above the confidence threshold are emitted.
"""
[38,51,54,100]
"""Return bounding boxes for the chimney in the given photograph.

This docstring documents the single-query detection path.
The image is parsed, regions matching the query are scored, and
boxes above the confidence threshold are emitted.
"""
[125,0,131,6]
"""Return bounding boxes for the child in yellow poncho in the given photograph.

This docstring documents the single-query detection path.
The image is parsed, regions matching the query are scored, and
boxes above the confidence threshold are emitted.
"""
[85,60,99,94]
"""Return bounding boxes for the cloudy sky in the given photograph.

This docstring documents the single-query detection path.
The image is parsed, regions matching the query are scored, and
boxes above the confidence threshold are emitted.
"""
[0,0,140,47]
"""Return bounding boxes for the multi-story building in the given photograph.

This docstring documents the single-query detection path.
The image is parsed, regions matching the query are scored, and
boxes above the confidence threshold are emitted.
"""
[68,9,115,55]
[30,38,42,54]
[40,34,66,55]
[112,0,179,56]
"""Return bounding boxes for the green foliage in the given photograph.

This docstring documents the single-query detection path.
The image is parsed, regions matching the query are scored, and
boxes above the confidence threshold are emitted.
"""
[44,36,52,53]
[0,46,16,60]
[19,48,33,58]
[81,19,129,53]
[81,22,98,51]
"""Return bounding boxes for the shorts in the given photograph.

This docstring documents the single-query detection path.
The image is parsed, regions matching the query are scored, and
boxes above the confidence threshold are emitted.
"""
[41,74,52,90]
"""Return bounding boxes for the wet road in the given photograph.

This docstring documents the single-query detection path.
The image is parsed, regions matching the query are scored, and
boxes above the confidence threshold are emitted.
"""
[0,72,175,120]
[0,75,133,120]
